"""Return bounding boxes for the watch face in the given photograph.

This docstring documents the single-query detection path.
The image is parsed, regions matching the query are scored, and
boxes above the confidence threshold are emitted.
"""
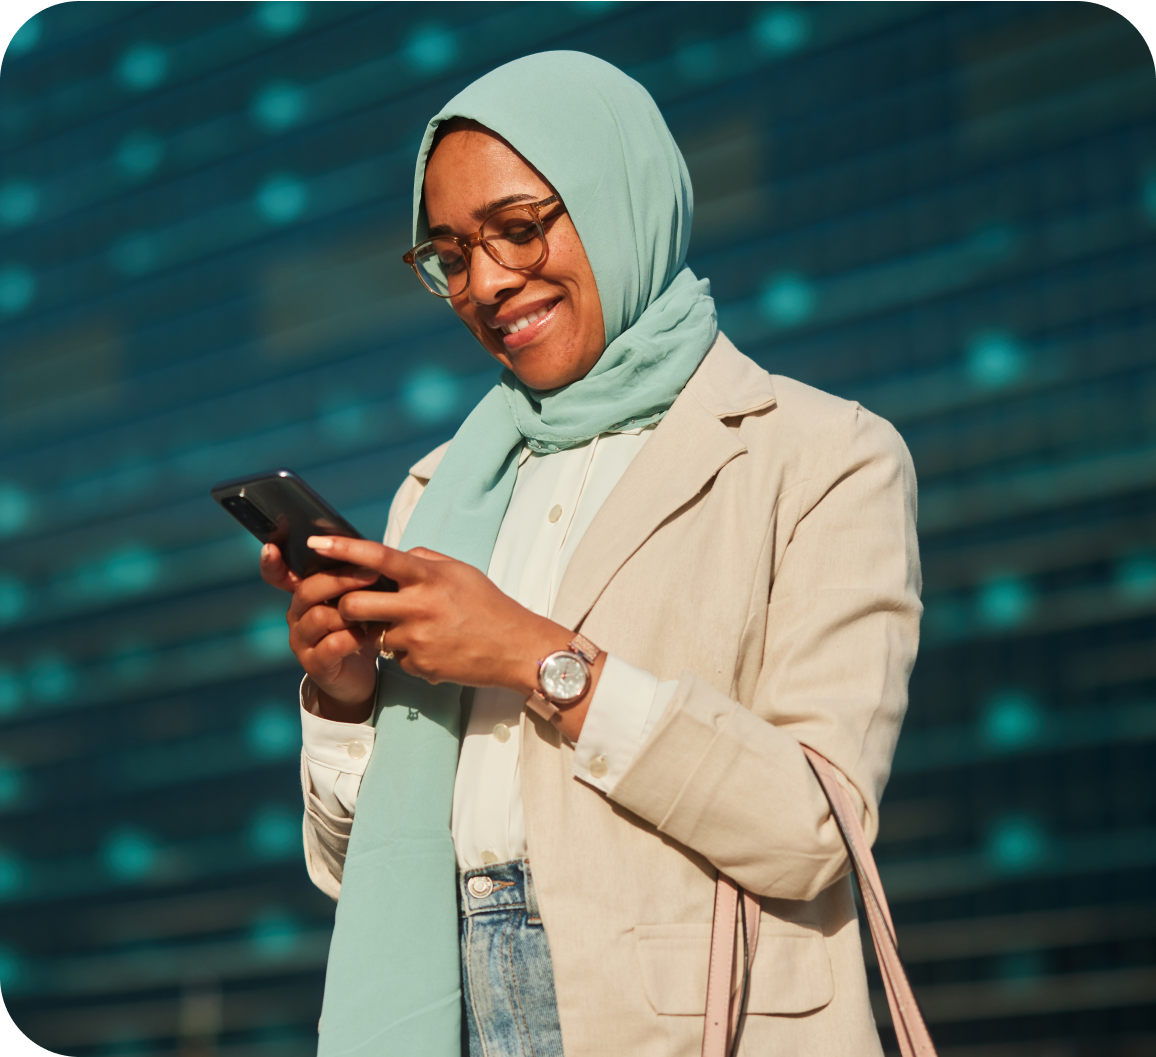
[540,652,589,705]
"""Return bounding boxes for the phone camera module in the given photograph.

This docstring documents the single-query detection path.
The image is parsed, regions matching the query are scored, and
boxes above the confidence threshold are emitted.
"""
[222,494,276,535]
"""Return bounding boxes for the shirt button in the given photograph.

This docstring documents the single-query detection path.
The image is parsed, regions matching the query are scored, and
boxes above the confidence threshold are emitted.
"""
[492,722,511,743]
[346,740,366,760]
[589,755,609,779]
[481,850,499,865]
[548,504,562,523]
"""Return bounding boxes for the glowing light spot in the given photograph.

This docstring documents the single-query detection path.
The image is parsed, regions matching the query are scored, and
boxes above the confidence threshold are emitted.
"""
[0,484,31,537]
[402,365,462,424]
[0,666,22,718]
[1115,552,1156,603]
[1142,173,1156,225]
[319,398,369,444]
[980,690,1043,750]
[8,15,42,56]
[246,703,298,759]
[108,232,158,276]
[0,576,27,625]
[251,81,305,132]
[255,172,308,223]
[103,545,160,594]
[966,331,1025,389]
[248,805,298,859]
[254,1,308,36]
[116,44,168,92]
[759,272,815,326]
[101,827,158,881]
[0,264,36,314]
[0,758,23,807]
[249,907,302,959]
[115,131,165,178]
[0,180,39,226]
[752,6,810,54]
[26,654,75,704]
[674,41,718,81]
[976,574,1035,629]
[574,0,620,12]
[0,946,23,991]
[247,608,291,659]
[997,950,1046,989]
[985,814,1048,873]
[404,25,458,73]
[0,850,24,898]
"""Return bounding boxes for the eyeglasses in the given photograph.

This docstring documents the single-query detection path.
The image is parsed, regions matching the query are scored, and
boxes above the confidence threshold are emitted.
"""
[403,195,563,298]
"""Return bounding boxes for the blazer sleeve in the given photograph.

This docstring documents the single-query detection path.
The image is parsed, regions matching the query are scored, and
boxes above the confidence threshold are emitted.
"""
[609,406,922,903]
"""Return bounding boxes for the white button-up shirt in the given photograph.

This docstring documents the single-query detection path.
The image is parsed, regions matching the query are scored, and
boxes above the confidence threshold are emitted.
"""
[301,428,678,870]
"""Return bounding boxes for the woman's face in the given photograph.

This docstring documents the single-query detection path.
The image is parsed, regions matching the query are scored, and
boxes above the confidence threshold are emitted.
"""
[422,129,605,391]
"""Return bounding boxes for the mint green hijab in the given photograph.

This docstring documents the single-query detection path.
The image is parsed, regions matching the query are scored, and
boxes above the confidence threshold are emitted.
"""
[317,51,716,1057]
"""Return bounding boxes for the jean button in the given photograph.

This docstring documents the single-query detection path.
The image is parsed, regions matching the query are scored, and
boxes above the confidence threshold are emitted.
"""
[468,876,493,898]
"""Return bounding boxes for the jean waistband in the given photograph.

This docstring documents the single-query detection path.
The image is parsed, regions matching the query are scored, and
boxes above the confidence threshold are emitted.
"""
[459,859,540,919]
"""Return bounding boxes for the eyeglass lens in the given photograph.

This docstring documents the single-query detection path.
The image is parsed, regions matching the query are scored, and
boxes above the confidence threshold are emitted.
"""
[411,207,547,297]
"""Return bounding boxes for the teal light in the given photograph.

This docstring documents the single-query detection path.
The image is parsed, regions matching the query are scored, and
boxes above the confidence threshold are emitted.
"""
[318,397,369,444]
[0,575,28,625]
[0,180,39,226]
[255,173,308,223]
[251,82,305,132]
[108,232,158,276]
[965,331,1025,389]
[0,758,23,807]
[0,666,22,718]
[247,608,291,659]
[115,131,165,178]
[254,1,308,37]
[0,946,24,991]
[246,703,299,759]
[0,483,31,536]
[404,25,459,74]
[248,805,299,859]
[976,574,1035,629]
[1143,173,1156,225]
[249,907,302,960]
[26,653,76,704]
[980,690,1044,750]
[402,365,462,424]
[8,15,42,56]
[104,545,160,594]
[116,44,169,92]
[997,950,1046,988]
[1114,552,1156,603]
[674,42,719,82]
[752,6,810,55]
[759,273,816,326]
[101,827,158,882]
[0,849,26,898]
[0,264,36,314]
[985,814,1048,873]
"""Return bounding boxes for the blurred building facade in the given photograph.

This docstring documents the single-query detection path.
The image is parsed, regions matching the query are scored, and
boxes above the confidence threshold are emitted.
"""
[0,3,1153,1055]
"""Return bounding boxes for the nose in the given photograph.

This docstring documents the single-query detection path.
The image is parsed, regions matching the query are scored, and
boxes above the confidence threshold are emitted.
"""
[467,243,525,306]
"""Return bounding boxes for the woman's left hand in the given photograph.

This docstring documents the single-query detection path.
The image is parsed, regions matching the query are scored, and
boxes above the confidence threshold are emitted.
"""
[306,537,600,739]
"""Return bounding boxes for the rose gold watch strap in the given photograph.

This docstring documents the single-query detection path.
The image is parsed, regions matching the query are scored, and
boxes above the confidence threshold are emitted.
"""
[525,689,563,726]
[568,633,601,664]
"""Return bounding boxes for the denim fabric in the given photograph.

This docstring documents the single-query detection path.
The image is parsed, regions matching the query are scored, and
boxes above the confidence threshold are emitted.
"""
[459,860,565,1057]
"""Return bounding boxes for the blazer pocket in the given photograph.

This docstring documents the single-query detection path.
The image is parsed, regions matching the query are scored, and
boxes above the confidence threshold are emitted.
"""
[632,921,834,1016]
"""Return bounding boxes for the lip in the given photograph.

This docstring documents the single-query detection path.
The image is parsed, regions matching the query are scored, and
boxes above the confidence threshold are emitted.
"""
[497,299,561,349]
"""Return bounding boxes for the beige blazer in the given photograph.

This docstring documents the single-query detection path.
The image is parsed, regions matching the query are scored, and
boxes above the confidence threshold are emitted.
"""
[303,333,922,1056]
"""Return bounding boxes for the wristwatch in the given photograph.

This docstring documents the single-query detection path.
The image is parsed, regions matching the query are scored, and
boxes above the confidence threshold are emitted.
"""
[525,633,602,725]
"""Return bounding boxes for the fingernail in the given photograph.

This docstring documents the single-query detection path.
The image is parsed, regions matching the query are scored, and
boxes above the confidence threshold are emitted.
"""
[307,536,333,551]
[260,544,273,561]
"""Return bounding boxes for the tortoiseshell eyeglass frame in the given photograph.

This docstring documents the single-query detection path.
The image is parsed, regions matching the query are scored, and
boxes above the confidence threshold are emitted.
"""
[402,194,563,298]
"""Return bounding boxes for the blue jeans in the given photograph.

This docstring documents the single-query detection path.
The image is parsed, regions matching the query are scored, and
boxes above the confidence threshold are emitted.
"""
[459,860,565,1057]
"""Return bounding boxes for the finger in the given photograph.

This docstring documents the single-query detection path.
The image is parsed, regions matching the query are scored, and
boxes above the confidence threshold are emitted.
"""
[336,588,414,624]
[288,566,383,619]
[408,546,454,563]
[303,628,367,667]
[308,537,431,585]
[294,602,365,649]
[260,543,301,592]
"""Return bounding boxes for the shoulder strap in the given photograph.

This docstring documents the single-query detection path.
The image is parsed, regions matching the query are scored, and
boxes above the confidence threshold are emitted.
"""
[702,745,938,1057]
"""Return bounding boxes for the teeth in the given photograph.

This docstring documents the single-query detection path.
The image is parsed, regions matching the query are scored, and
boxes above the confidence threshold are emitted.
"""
[500,305,551,335]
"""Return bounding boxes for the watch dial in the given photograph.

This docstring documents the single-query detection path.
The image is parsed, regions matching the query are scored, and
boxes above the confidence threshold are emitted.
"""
[542,654,587,703]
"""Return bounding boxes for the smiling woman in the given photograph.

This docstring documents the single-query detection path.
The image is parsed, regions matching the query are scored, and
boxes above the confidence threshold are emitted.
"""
[258,51,922,1057]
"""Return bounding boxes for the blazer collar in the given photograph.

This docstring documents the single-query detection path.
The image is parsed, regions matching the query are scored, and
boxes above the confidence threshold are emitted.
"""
[550,332,775,630]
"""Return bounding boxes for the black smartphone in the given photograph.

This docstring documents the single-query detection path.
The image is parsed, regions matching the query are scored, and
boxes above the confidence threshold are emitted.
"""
[210,468,398,591]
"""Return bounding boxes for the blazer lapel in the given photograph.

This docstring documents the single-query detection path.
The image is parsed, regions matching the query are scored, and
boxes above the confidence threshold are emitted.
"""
[550,387,745,630]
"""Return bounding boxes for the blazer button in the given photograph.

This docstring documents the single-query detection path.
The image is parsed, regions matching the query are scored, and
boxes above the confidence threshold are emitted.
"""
[346,740,365,759]
[589,755,609,779]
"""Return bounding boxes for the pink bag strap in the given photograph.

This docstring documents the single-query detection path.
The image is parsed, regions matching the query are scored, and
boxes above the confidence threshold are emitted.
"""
[702,745,938,1057]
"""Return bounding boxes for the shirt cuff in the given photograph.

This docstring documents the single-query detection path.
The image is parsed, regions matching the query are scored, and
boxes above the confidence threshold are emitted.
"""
[300,677,377,817]
[572,655,678,794]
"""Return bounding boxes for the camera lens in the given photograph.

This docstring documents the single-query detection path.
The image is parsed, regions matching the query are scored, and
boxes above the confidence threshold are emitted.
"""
[221,493,276,535]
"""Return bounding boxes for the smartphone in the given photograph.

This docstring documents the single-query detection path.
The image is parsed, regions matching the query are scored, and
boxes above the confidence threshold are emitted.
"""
[210,468,398,591]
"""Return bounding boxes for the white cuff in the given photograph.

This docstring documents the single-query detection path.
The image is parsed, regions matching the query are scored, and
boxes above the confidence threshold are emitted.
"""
[572,655,678,794]
[300,677,376,817]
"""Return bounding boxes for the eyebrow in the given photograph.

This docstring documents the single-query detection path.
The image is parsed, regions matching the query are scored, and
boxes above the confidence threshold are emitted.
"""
[427,193,539,237]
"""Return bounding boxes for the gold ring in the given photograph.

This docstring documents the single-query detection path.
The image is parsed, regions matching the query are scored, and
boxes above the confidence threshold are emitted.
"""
[377,627,394,661]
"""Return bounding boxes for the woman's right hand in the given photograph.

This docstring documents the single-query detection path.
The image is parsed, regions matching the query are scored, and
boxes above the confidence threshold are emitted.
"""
[259,543,380,720]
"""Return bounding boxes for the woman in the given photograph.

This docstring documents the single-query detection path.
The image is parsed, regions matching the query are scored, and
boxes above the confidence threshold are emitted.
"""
[261,52,921,1057]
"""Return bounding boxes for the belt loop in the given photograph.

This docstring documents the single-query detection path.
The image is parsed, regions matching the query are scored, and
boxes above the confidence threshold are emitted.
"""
[524,860,540,920]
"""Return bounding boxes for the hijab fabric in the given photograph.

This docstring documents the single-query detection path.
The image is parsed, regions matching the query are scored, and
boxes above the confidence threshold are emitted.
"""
[317,51,716,1057]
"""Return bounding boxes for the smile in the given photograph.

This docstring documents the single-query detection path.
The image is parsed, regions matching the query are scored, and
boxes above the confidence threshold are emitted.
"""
[495,300,561,347]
